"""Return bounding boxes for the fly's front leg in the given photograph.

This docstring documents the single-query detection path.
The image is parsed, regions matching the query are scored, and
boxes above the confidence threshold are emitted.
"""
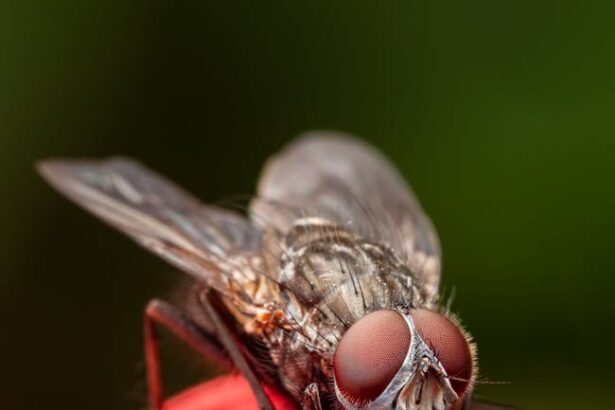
[144,299,230,410]
[302,383,323,410]
[198,289,275,410]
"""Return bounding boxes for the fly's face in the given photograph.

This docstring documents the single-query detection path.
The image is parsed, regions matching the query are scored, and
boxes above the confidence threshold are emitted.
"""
[333,309,475,410]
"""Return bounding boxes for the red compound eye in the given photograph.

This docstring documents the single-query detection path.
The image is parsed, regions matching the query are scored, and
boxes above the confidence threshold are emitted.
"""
[333,310,411,405]
[410,309,473,397]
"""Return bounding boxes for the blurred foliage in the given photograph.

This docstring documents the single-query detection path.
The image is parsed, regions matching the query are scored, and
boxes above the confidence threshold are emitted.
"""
[1,1,614,409]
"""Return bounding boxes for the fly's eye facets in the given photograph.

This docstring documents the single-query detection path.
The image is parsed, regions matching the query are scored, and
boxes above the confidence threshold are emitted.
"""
[410,309,473,397]
[333,310,411,406]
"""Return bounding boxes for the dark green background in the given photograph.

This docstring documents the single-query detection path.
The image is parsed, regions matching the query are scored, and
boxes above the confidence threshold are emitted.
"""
[1,2,613,409]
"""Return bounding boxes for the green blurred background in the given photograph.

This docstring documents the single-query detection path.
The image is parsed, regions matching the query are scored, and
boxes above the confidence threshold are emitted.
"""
[1,1,614,409]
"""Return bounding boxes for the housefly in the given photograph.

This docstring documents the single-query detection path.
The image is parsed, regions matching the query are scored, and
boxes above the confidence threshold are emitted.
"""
[38,132,511,410]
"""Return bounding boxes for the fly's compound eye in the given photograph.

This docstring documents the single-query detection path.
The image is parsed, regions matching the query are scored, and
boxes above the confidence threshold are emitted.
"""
[410,309,473,397]
[333,310,411,406]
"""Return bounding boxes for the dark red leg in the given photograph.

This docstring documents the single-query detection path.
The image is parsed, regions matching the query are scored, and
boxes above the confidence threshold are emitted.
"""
[198,289,275,410]
[144,299,230,410]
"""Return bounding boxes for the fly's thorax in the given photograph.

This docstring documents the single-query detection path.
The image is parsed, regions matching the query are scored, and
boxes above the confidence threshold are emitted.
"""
[273,218,427,344]
[280,218,423,310]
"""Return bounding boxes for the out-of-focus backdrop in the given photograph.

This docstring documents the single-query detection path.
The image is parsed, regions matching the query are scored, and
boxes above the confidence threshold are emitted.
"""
[1,2,614,409]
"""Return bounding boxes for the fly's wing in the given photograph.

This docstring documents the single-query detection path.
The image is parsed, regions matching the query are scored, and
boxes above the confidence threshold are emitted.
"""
[252,131,441,301]
[38,157,262,292]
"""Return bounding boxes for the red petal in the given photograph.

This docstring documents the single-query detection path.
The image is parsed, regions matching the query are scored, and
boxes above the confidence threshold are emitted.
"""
[162,374,296,410]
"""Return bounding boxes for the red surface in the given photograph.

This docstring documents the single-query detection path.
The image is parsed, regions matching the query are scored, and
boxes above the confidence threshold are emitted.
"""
[162,374,297,410]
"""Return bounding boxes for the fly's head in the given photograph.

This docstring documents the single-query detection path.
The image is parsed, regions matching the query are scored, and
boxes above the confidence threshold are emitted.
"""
[333,308,476,410]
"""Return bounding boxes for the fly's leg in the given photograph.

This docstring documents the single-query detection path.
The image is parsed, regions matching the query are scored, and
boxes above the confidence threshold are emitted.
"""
[144,299,230,410]
[302,383,323,410]
[198,289,275,410]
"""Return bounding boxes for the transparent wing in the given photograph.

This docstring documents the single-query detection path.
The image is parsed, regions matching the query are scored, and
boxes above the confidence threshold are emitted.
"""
[252,131,441,300]
[38,157,261,288]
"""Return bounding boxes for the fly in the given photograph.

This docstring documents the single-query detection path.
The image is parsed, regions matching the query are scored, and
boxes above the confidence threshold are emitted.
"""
[38,132,511,410]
